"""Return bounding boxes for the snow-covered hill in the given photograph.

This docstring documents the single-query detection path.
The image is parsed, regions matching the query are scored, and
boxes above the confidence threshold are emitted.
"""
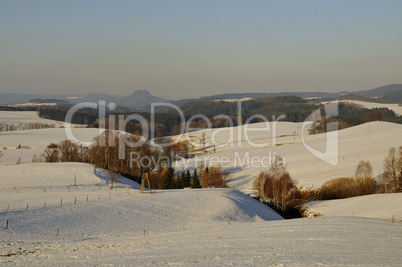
[1,111,402,191]
[308,193,402,220]
[1,113,402,265]
[0,163,282,236]
[1,163,401,266]
[174,121,402,191]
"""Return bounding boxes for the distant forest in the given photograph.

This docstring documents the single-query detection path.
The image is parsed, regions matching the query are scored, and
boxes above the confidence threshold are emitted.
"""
[37,96,401,138]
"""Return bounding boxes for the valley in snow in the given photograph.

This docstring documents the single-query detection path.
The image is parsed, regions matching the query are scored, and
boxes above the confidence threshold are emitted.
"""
[1,109,401,265]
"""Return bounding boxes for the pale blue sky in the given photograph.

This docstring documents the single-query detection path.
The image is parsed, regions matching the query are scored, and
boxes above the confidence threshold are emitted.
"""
[1,0,402,98]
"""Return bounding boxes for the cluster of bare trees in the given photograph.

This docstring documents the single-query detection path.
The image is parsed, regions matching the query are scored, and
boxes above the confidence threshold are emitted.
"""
[202,166,231,188]
[253,159,381,213]
[253,164,308,213]
[0,122,57,132]
[307,151,401,201]
[88,131,159,178]
[42,130,162,182]
[42,140,88,163]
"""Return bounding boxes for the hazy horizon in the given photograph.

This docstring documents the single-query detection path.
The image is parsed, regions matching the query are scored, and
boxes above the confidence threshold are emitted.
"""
[1,1,402,99]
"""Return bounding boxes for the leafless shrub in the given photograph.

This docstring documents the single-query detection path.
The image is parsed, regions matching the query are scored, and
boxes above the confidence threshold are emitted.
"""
[317,177,377,200]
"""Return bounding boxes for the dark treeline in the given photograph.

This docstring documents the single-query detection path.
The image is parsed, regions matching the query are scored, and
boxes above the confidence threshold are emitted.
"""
[178,96,315,122]
[37,96,401,138]
[38,106,98,125]
[0,105,36,111]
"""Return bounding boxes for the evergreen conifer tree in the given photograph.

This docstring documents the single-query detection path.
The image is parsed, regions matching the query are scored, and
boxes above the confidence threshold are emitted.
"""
[161,167,175,189]
[191,169,201,188]
[184,169,191,187]
[176,174,183,189]
[179,172,186,189]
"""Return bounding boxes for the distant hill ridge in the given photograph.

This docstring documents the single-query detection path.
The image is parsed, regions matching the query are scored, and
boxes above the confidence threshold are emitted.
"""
[353,84,402,97]
[1,84,401,107]
[116,90,167,107]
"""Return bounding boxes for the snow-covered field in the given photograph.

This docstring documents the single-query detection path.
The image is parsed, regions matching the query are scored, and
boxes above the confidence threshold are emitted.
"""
[1,216,401,266]
[0,111,101,165]
[0,111,81,128]
[174,121,402,191]
[214,97,253,102]
[2,111,401,191]
[1,163,401,266]
[0,127,102,165]
[308,193,402,220]
[1,111,402,265]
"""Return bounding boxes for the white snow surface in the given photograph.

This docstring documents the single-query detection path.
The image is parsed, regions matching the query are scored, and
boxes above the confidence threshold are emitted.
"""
[174,121,402,191]
[0,111,81,127]
[0,163,281,236]
[1,216,401,266]
[308,193,402,220]
[1,114,402,191]
[213,98,253,102]
[1,163,401,266]
[1,112,402,265]
[0,128,102,165]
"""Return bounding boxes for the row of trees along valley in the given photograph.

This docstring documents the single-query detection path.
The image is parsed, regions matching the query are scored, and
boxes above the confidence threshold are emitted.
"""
[41,130,231,189]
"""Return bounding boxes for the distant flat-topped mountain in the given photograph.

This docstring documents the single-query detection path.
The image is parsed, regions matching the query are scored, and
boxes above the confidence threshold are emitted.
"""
[116,90,167,108]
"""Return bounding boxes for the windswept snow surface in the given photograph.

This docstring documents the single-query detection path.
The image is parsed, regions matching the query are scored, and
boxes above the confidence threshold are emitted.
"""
[308,193,402,220]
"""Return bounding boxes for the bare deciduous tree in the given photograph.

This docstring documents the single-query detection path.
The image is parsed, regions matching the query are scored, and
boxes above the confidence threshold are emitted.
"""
[42,143,60,162]
[253,164,302,212]
[383,147,402,193]
[355,160,373,179]
[59,140,83,162]
[108,169,119,189]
